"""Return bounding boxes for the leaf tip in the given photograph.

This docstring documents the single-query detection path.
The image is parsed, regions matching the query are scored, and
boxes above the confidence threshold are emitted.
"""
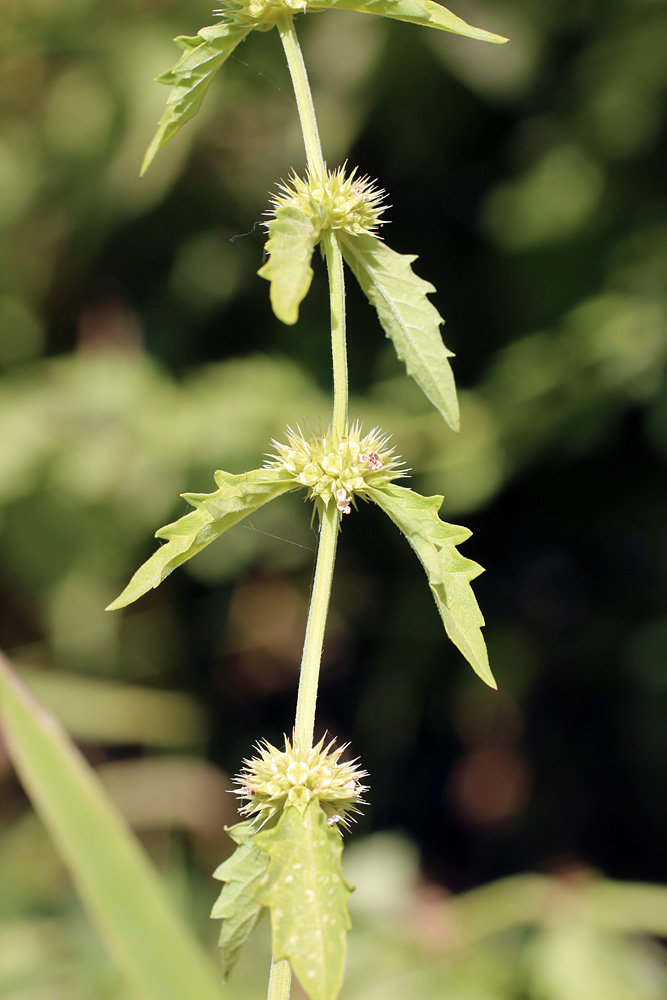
[477,663,498,690]
[106,584,142,612]
[140,143,157,177]
[474,27,510,44]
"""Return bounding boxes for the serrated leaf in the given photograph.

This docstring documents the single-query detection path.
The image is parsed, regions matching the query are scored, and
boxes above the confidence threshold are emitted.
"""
[366,483,495,688]
[254,799,352,1000]
[211,820,270,980]
[311,0,508,43]
[339,232,460,431]
[141,23,250,174]
[258,205,321,325]
[107,468,293,610]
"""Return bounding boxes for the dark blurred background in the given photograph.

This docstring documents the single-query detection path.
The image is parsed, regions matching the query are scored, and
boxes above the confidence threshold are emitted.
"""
[2,0,667,996]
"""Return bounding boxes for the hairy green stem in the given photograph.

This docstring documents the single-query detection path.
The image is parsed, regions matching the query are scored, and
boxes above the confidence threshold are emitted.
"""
[294,502,340,748]
[322,230,348,439]
[266,958,292,1000]
[278,14,348,750]
[277,15,326,175]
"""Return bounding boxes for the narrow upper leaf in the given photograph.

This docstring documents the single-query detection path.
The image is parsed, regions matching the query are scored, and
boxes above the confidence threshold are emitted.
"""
[107,468,294,610]
[142,23,250,174]
[0,653,224,1000]
[366,483,495,688]
[310,0,508,43]
[339,232,460,431]
[211,820,270,980]
[254,799,352,1000]
[258,205,321,325]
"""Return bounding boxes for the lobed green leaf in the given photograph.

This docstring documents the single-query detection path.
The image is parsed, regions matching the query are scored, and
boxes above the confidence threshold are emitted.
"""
[339,232,460,431]
[211,820,270,980]
[310,0,508,43]
[0,654,225,1000]
[366,483,495,688]
[258,205,321,325]
[141,23,250,175]
[254,799,352,1000]
[107,468,293,610]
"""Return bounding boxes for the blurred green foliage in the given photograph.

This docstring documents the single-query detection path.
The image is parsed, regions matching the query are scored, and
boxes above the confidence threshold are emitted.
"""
[1,0,667,994]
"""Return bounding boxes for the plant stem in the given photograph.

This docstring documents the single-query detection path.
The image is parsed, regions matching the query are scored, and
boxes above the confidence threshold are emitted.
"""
[294,501,340,749]
[277,18,348,436]
[322,230,348,439]
[266,958,292,1000]
[267,18,348,999]
[277,15,326,175]
[277,14,349,749]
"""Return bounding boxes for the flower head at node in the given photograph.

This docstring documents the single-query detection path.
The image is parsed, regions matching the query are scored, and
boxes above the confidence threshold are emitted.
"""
[214,0,308,31]
[266,422,407,515]
[270,165,387,238]
[234,735,368,828]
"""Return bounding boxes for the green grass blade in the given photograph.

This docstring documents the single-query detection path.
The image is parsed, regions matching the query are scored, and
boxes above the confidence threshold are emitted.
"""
[255,800,352,1000]
[142,23,250,174]
[107,468,293,610]
[258,205,320,325]
[366,484,495,688]
[0,652,226,1000]
[339,233,460,431]
[310,0,508,43]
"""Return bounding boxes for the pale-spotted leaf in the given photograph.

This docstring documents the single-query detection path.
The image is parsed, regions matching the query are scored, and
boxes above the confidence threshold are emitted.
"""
[310,0,508,43]
[338,232,460,431]
[258,205,321,325]
[142,23,250,174]
[107,468,293,610]
[211,820,270,980]
[366,483,495,688]
[254,799,352,1000]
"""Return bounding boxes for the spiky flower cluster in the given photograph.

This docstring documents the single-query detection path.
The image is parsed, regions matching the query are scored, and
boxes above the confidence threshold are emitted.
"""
[267,423,405,514]
[271,166,386,237]
[215,0,309,31]
[235,735,368,827]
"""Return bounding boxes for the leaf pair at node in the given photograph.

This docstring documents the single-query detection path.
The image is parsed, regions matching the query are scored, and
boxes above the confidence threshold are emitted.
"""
[212,735,363,1000]
[260,165,461,431]
[141,5,507,175]
[107,425,494,688]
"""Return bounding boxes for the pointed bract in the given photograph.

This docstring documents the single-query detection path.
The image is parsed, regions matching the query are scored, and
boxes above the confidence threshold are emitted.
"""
[270,167,387,238]
[266,422,406,511]
[234,734,368,827]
